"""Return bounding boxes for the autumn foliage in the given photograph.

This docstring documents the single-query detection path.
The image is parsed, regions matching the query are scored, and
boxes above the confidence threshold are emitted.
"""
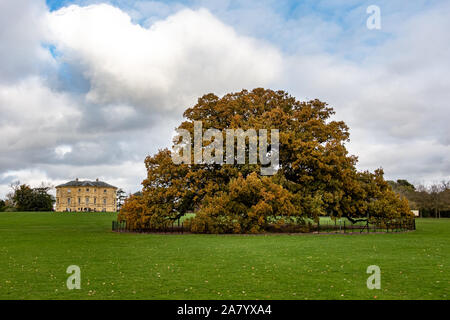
[119,88,414,233]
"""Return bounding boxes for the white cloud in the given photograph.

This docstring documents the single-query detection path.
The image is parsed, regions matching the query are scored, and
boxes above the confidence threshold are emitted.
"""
[0,77,82,153]
[0,0,54,82]
[55,145,73,158]
[47,4,283,112]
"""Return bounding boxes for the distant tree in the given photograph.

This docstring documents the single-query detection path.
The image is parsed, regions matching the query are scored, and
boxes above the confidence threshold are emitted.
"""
[428,181,450,218]
[441,182,450,217]
[412,184,432,216]
[5,181,20,208]
[116,189,127,211]
[13,185,34,211]
[0,199,5,212]
[32,185,55,211]
[429,183,444,218]
[12,183,55,211]
[396,181,450,218]
[396,179,415,190]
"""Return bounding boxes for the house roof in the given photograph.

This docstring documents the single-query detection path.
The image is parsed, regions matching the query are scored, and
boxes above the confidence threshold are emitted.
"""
[56,179,117,189]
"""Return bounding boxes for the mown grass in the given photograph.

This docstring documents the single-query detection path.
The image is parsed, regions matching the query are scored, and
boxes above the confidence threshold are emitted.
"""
[0,212,448,300]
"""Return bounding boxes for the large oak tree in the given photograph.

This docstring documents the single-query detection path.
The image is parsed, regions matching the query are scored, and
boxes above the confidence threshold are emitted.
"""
[119,88,413,233]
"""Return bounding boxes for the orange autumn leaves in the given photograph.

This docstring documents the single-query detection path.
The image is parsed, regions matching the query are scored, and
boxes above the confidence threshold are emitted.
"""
[119,88,414,233]
[189,172,297,233]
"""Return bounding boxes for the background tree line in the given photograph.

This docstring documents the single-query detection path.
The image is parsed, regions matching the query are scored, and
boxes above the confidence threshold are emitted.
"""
[0,181,55,212]
[388,179,450,218]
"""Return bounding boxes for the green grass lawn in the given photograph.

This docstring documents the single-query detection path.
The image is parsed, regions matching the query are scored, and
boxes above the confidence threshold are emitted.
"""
[0,212,448,300]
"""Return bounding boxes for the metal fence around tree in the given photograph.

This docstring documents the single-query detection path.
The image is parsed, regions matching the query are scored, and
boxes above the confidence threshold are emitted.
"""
[112,220,186,234]
[312,218,416,234]
[112,217,415,234]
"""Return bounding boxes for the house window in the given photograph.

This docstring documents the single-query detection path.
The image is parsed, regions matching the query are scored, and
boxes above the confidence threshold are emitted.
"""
[104,189,107,193]
[86,188,89,192]
[86,197,89,204]
[103,198,106,205]
[78,197,81,204]
[67,189,71,193]
[67,198,71,205]
[78,188,81,192]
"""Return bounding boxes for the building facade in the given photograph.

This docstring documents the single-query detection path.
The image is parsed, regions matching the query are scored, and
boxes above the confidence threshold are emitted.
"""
[55,178,118,212]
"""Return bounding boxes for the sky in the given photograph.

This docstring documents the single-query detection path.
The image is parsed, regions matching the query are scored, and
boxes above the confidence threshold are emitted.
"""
[0,0,449,197]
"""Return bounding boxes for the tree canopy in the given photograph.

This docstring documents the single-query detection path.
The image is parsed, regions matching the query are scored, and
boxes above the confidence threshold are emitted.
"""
[119,88,413,233]
[11,184,55,212]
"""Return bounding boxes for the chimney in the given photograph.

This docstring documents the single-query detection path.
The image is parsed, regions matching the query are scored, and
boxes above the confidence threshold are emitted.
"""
[75,178,79,181]
[96,178,99,182]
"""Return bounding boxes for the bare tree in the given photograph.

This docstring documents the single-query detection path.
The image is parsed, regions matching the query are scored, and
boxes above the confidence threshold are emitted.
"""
[116,188,126,211]
[439,180,450,218]
[5,181,21,207]
[424,181,450,218]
